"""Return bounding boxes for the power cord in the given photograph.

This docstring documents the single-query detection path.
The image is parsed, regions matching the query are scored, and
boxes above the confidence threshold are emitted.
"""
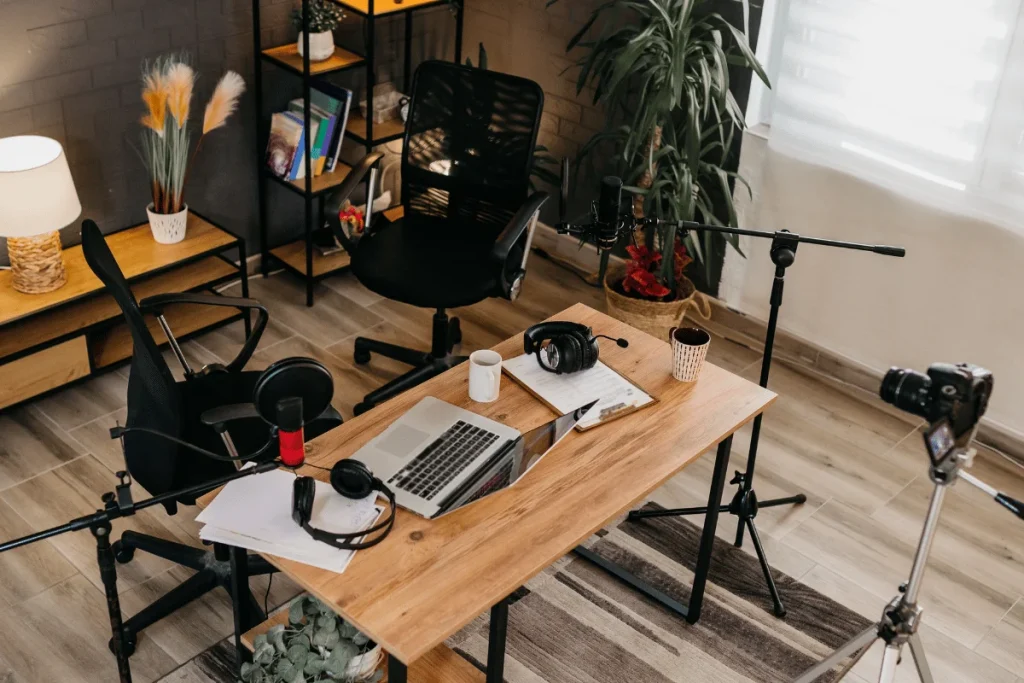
[110,425,273,463]
[263,573,274,616]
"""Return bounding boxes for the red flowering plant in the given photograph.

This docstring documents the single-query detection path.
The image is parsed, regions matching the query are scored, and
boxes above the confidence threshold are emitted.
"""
[621,241,693,301]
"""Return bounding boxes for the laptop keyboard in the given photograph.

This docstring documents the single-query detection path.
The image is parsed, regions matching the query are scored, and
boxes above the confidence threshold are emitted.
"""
[387,421,501,501]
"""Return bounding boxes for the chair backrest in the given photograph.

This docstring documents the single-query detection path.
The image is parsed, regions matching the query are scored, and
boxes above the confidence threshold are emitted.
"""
[81,220,181,495]
[402,61,544,234]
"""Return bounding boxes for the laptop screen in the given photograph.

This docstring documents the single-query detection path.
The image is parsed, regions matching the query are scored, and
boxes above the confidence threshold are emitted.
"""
[440,400,598,515]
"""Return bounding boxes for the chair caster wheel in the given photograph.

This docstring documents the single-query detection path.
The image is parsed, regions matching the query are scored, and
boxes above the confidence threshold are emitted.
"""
[109,630,137,657]
[112,541,135,564]
[354,402,373,416]
[353,349,371,365]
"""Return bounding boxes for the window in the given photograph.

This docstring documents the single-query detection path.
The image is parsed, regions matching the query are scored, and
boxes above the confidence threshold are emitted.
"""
[759,0,1024,230]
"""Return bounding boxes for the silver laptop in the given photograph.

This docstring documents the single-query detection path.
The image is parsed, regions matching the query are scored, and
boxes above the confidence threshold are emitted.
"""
[355,396,597,519]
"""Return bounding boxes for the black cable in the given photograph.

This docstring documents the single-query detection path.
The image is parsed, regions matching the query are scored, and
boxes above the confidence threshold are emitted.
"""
[110,425,272,463]
[263,572,273,616]
[531,247,596,286]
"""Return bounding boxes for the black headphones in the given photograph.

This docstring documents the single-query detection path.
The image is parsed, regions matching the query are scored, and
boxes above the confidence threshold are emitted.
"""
[523,322,628,374]
[291,460,396,550]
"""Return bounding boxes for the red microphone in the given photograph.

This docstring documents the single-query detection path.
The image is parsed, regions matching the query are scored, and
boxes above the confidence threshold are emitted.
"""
[276,397,305,467]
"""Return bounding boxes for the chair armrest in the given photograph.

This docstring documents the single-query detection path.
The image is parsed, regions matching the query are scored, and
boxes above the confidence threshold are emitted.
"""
[326,151,386,250]
[200,403,261,430]
[139,292,269,373]
[491,191,549,265]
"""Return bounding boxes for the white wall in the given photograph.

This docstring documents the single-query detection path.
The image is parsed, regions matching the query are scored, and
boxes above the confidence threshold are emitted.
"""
[722,129,1024,437]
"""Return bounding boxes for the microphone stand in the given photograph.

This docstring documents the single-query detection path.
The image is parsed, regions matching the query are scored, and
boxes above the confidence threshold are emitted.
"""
[0,460,279,683]
[562,217,905,617]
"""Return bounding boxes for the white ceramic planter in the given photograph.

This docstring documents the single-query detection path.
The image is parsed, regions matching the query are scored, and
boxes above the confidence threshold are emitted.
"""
[297,30,336,62]
[346,644,383,681]
[146,203,188,244]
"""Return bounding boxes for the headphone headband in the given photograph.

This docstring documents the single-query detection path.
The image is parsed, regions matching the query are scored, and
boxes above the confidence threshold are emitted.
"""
[291,460,396,550]
[523,322,592,354]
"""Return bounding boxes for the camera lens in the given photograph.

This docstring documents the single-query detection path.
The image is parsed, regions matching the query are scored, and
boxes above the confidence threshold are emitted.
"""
[880,367,932,420]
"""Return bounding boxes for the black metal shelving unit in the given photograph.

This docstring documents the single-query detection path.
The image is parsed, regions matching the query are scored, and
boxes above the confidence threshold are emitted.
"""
[251,0,465,306]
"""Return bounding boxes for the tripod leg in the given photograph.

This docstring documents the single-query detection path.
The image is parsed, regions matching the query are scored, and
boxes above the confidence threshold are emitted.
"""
[793,625,878,683]
[829,637,874,682]
[878,645,902,683]
[745,518,787,617]
[907,633,935,683]
[627,504,727,520]
[759,494,808,509]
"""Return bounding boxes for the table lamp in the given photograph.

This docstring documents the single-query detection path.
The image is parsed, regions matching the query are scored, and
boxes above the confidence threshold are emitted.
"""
[0,136,81,294]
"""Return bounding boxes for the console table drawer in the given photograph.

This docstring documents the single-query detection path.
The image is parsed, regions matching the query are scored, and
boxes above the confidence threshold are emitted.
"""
[0,337,90,409]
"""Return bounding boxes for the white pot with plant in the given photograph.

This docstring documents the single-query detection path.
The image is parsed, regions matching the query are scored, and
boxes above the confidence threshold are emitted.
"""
[139,55,245,244]
[294,0,346,62]
[241,596,383,683]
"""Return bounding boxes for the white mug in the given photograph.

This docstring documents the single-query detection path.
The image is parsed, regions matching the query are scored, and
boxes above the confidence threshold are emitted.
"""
[468,350,502,402]
[669,327,711,382]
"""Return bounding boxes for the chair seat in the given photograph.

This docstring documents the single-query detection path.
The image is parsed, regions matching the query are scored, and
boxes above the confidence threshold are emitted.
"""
[352,214,521,309]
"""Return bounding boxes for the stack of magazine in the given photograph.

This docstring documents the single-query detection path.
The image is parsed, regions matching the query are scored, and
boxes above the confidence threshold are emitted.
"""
[265,83,354,182]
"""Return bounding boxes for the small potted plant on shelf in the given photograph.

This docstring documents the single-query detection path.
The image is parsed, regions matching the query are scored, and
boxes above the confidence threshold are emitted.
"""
[293,0,346,62]
[138,53,245,244]
[240,596,383,683]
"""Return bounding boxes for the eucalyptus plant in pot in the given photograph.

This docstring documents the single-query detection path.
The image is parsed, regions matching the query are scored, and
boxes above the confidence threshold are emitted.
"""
[293,0,346,62]
[551,0,769,337]
[240,596,383,683]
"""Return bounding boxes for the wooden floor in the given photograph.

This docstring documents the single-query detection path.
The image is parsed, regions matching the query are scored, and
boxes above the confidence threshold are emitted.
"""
[0,255,1021,683]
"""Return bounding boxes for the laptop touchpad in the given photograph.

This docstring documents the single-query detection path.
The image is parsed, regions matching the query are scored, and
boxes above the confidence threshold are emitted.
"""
[377,424,431,457]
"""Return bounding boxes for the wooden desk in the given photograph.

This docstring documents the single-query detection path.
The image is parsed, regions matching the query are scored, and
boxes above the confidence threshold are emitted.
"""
[205,303,775,682]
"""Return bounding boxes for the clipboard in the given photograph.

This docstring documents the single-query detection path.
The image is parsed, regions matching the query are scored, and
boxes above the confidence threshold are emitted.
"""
[501,353,657,431]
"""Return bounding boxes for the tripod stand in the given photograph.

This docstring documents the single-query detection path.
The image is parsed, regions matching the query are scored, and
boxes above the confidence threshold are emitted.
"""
[0,461,278,683]
[626,226,905,617]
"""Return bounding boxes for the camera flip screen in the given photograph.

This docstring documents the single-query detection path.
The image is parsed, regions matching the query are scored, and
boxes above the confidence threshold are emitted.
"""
[924,420,955,465]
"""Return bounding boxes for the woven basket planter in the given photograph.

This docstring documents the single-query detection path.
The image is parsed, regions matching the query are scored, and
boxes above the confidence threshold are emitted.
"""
[604,265,711,340]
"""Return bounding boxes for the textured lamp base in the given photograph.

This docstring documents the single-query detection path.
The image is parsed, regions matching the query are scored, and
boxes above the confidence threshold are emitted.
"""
[8,231,67,294]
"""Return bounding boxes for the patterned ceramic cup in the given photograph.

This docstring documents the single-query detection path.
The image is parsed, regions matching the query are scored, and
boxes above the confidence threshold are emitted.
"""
[669,327,711,382]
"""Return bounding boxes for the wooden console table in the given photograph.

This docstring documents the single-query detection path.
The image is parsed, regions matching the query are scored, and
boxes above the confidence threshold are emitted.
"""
[0,212,249,411]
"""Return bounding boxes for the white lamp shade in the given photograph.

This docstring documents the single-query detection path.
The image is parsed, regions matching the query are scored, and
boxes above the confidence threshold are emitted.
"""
[0,136,82,237]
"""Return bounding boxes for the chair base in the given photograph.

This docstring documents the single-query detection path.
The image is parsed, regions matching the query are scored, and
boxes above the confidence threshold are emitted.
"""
[353,308,467,415]
[109,530,274,657]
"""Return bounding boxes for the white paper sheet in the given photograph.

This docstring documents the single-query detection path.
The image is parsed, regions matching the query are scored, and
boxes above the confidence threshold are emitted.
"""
[502,354,653,429]
[197,469,382,574]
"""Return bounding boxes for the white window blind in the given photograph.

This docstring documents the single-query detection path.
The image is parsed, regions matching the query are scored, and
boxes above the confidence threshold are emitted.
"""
[767,0,1024,230]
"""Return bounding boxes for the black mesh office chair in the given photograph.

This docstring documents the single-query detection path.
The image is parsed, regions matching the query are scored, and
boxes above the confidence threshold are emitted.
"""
[329,61,548,415]
[81,220,343,653]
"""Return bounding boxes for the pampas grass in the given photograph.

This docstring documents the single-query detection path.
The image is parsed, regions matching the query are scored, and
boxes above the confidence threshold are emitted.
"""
[138,53,244,215]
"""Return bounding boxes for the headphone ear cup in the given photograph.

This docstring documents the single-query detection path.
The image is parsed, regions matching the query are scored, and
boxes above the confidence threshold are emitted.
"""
[331,460,375,499]
[559,334,582,374]
[580,332,599,371]
[292,476,315,526]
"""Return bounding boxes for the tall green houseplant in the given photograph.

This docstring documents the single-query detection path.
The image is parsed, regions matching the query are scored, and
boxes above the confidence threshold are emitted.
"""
[552,0,769,293]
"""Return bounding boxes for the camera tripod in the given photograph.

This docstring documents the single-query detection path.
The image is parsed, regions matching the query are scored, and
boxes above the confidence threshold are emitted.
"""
[626,227,905,616]
[794,431,1024,682]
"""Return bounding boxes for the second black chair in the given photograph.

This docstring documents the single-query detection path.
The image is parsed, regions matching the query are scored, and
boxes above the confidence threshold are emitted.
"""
[329,61,549,415]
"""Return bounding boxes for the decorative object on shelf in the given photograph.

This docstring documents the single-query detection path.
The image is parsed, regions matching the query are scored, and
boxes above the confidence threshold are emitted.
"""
[293,0,345,62]
[337,200,365,235]
[241,595,382,683]
[0,135,81,294]
[551,0,769,291]
[138,54,245,244]
[359,82,404,124]
[604,244,710,339]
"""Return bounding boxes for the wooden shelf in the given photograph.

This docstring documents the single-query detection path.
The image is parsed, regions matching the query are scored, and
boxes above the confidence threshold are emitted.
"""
[382,205,404,222]
[262,43,365,76]
[270,238,351,278]
[346,113,406,145]
[90,302,238,369]
[271,161,354,196]
[0,256,235,360]
[333,0,448,16]
[241,607,481,683]
[0,215,237,328]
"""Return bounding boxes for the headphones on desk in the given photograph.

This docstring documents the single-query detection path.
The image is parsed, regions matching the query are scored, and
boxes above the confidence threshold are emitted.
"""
[523,322,629,374]
[291,460,396,550]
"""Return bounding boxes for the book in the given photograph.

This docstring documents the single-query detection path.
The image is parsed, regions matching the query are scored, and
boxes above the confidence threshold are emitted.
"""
[288,100,332,176]
[265,112,303,179]
[283,112,319,181]
[311,83,354,172]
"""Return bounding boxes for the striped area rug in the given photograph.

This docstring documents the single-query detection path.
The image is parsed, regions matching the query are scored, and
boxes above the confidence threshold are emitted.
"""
[162,504,869,683]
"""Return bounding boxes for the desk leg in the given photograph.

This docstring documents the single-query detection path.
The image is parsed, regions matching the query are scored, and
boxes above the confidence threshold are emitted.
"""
[686,435,732,623]
[571,435,733,624]
[228,545,260,667]
[388,654,407,683]
[486,598,509,683]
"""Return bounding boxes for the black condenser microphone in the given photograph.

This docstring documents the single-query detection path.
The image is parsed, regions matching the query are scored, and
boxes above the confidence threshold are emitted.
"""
[596,176,624,249]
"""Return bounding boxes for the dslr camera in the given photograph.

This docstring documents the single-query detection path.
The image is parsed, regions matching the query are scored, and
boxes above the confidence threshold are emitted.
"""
[880,362,993,438]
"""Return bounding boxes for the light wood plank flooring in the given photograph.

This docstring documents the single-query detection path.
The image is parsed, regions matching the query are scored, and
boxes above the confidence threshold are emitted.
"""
[0,254,1021,683]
